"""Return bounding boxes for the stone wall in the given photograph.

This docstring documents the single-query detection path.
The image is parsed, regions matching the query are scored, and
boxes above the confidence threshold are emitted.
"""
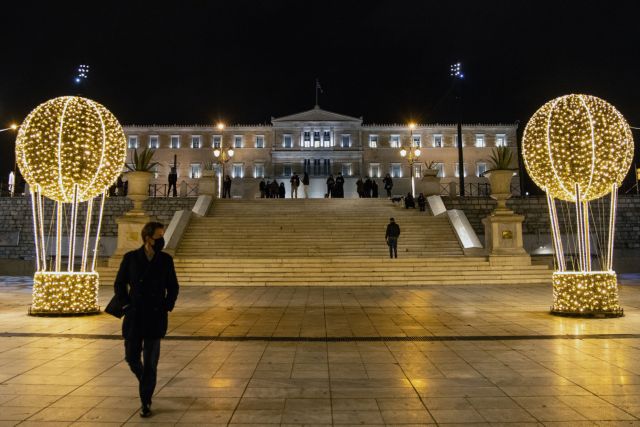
[442,195,640,249]
[0,196,195,261]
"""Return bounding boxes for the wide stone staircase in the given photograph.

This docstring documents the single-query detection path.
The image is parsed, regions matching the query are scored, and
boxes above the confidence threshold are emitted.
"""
[99,198,552,286]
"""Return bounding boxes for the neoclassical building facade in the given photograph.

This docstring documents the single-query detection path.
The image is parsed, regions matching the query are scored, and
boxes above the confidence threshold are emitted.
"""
[123,106,519,198]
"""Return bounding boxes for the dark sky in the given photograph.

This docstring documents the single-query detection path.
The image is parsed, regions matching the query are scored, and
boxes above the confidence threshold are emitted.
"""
[1,0,639,189]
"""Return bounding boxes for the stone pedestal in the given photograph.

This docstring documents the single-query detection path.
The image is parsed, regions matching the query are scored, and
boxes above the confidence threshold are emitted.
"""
[199,171,217,196]
[482,212,528,258]
[108,213,154,267]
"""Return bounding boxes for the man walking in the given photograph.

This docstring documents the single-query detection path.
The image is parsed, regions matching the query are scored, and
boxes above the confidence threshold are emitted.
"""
[385,217,400,259]
[114,222,179,418]
[290,172,300,198]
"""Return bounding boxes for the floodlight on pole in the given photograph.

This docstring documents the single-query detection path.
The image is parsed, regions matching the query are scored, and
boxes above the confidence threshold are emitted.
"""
[74,64,90,84]
[450,62,464,79]
[451,61,465,196]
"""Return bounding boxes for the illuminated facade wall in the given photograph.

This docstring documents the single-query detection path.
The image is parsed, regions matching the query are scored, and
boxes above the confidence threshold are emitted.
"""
[123,107,519,196]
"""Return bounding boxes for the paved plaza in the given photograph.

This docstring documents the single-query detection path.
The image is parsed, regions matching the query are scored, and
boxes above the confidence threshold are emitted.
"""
[1,277,640,425]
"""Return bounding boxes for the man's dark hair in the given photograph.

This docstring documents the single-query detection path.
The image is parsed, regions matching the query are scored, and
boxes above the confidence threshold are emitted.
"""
[141,221,164,241]
[390,217,395,222]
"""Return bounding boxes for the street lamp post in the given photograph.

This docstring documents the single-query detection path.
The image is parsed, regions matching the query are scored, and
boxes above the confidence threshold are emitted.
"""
[2,124,19,196]
[399,123,421,197]
[213,123,234,198]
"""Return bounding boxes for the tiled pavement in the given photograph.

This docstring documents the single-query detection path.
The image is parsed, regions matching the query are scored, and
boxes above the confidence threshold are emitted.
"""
[1,276,640,425]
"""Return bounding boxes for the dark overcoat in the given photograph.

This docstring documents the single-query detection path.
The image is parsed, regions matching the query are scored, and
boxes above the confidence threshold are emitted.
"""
[114,246,179,339]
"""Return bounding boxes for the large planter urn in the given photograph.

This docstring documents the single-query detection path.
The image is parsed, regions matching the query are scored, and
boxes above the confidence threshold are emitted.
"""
[418,169,441,196]
[485,170,515,214]
[126,171,152,215]
[199,170,217,196]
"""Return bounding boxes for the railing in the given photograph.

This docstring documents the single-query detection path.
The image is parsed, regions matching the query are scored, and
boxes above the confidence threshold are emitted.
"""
[148,183,199,198]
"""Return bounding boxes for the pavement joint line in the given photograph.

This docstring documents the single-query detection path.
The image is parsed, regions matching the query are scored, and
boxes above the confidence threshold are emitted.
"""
[1,332,640,341]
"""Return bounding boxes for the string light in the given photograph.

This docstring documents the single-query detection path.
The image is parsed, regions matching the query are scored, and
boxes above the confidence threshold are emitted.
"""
[31,272,99,314]
[522,94,633,317]
[15,96,127,315]
[15,96,127,203]
[552,272,621,315]
[522,94,633,202]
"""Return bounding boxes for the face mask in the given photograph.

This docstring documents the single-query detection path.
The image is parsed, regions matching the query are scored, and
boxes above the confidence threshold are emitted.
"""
[153,237,165,253]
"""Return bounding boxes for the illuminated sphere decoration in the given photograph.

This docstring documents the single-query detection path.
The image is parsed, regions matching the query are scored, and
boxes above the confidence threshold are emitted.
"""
[522,94,633,202]
[15,96,127,203]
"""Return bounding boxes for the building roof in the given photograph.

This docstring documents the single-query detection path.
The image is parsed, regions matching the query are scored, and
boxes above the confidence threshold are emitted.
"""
[272,105,362,123]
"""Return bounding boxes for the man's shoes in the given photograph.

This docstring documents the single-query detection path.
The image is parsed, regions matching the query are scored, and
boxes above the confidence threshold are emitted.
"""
[140,404,152,418]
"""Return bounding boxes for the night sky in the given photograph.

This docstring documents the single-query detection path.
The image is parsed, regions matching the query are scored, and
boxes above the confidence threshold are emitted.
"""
[1,1,639,191]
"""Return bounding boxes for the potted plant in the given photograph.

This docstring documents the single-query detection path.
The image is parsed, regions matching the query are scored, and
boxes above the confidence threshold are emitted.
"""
[419,161,441,196]
[125,148,158,214]
[422,161,439,178]
[483,146,517,213]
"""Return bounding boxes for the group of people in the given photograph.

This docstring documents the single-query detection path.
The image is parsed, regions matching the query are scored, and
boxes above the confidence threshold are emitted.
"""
[355,176,379,198]
[259,178,288,198]
[325,173,346,198]
[403,192,427,211]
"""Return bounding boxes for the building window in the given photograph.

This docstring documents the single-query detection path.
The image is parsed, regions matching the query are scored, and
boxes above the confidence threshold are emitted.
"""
[496,134,507,147]
[433,134,443,148]
[189,163,202,179]
[341,134,351,148]
[391,163,402,178]
[454,163,467,178]
[148,135,159,149]
[370,163,380,178]
[313,131,321,148]
[303,131,311,148]
[390,135,400,148]
[191,135,202,149]
[412,135,421,147]
[232,163,244,178]
[127,135,139,149]
[170,135,180,149]
[234,136,243,148]
[475,134,485,148]
[434,162,444,177]
[150,164,160,179]
[477,162,488,177]
[368,135,378,148]
[413,164,422,178]
[323,131,331,147]
[254,163,265,178]
[212,135,222,149]
[283,134,293,148]
[341,163,352,176]
[283,164,293,177]
[255,135,265,148]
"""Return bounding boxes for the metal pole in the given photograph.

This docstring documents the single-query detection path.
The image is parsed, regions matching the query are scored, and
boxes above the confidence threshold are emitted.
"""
[68,185,79,272]
[456,84,465,196]
[30,190,41,271]
[606,183,618,271]
[55,201,62,271]
[546,192,565,271]
[91,192,107,272]
[81,198,94,272]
